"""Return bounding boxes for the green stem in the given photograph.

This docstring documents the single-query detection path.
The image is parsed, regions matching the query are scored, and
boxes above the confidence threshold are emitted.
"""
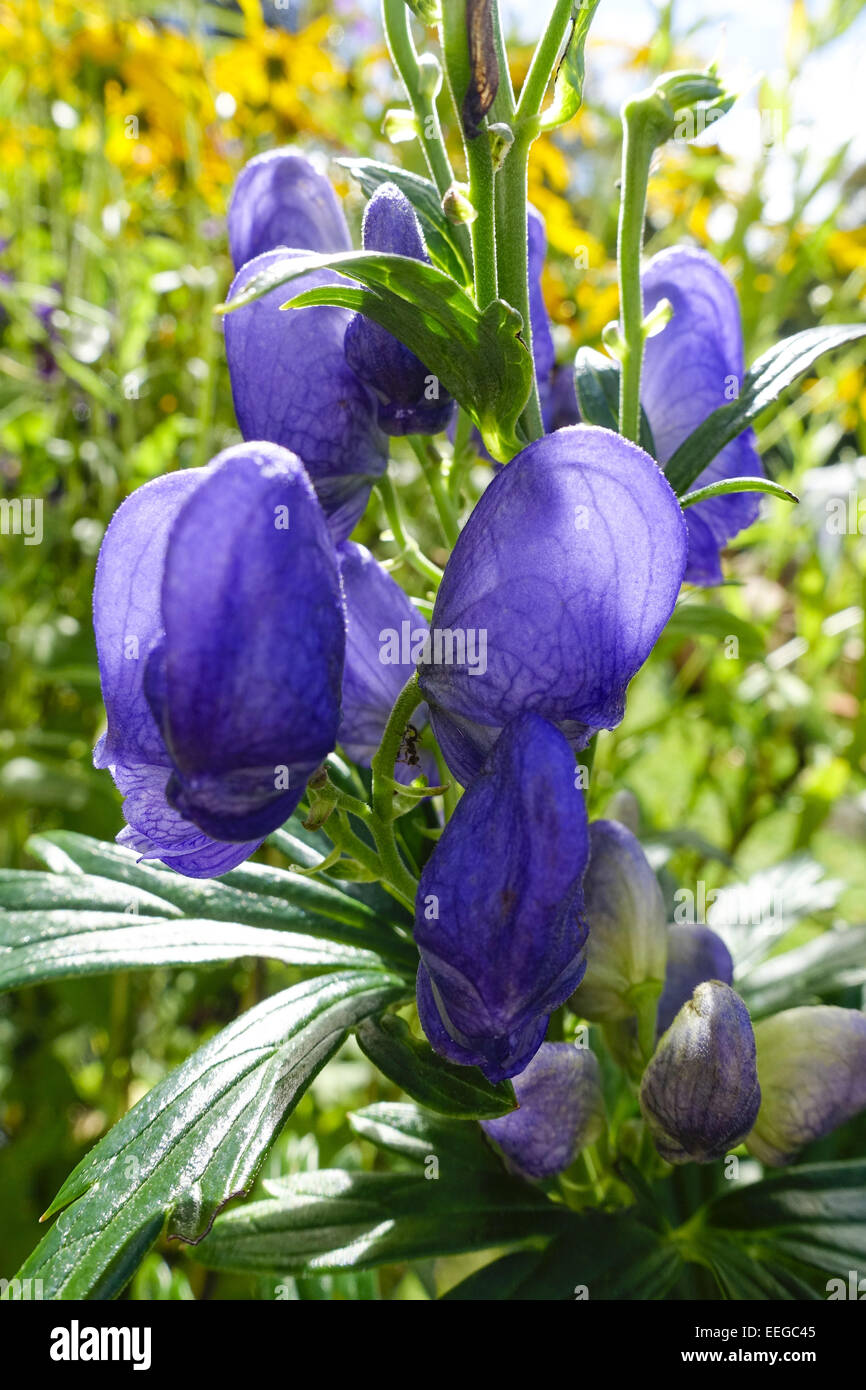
[370,672,425,905]
[514,0,574,123]
[439,0,498,308]
[495,129,544,442]
[616,106,656,443]
[409,436,460,545]
[376,474,444,588]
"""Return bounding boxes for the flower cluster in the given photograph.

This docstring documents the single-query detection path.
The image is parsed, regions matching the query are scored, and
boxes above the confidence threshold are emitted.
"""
[92,144,866,1185]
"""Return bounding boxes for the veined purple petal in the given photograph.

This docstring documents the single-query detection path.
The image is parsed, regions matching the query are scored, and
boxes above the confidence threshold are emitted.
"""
[115,765,262,877]
[154,443,345,842]
[344,183,454,436]
[641,246,763,585]
[482,1043,605,1179]
[228,148,351,270]
[225,248,388,543]
[414,712,590,1083]
[419,425,688,785]
[640,981,760,1164]
[337,540,429,768]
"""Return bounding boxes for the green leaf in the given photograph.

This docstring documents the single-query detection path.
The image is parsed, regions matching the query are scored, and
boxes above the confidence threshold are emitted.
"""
[738,923,866,1019]
[698,1235,822,1300]
[348,1100,506,1172]
[573,346,657,455]
[540,0,602,132]
[191,1167,563,1277]
[9,972,407,1300]
[444,1212,683,1299]
[708,855,843,975]
[26,830,415,969]
[218,250,531,461]
[680,477,798,509]
[664,323,866,495]
[355,1014,516,1119]
[0,910,398,994]
[705,1160,866,1279]
[0,869,180,917]
[336,157,470,285]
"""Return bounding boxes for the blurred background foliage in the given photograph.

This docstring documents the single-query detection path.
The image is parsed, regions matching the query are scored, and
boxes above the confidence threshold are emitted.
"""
[0,0,864,1297]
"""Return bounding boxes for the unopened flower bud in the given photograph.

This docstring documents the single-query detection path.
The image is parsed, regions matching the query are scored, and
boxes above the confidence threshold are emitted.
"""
[442,182,477,225]
[416,53,442,99]
[656,923,734,1038]
[639,981,760,1164]
[482,1043,604,1180]
[571,820,667,1024]
[747,1006,866,1167]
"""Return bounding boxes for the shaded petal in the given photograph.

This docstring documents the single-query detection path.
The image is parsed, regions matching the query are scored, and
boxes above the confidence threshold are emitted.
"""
[344,183,454,436]
[482,1043,605,1179]
[337,540,428,765]
[641,246,763,584]
[93,469,203,772]
[227,148,351,269]
[114,764,262,878]
[414,712,590,1082]
[155,442,345,842]
[419,425,687,785]
[528,205,556,410]
[656,923,734,1038]
[225,248,388,543]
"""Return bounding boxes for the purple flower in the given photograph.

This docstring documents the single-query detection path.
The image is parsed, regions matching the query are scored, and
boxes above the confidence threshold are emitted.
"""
[641,246,764,586]
[418,425,688,785]
[227,147,351,269]
[656,923,734,1038]
[414,712,590,1083]
[337,539,430,772]
[639,981,760,1164]
[344,183,454,436]
[482,1043,605,1179]
[93,443,345,877]
[225,248,388,543]
[747,1006,866,1166]
[527,205,557,425]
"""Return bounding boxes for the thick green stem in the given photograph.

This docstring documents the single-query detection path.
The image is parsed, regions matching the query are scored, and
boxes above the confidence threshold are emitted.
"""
[439,0,498,308]
[616,107,656,443]
[495,129,544,442]
[514,0,574,123]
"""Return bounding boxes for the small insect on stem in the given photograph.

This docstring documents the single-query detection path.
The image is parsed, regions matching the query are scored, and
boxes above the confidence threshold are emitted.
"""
[398,722,421,768]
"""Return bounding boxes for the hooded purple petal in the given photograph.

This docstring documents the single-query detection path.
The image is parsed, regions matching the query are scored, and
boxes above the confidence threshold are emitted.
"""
[337,540,429,769]
[748,1006,866,1166]
[656,923,734,1038]
[225,248,388,543]
[344,183,454,436]
[152,443,344,842]
[228,148,351,270]
[419,425,688,785]
[482,1042,605,1179]
[641,246,763,585]
[414,712,590,1083]
[640,981,760,1164]
[93,468,264,875]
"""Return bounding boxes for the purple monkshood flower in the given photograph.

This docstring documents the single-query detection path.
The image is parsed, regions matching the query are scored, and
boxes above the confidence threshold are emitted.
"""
[640,981,761,1164]
[344,183,454,436]
[225,248,388,544]
[414,712,590,1083]
[418,424,688,786]
[482,1042,605,1180]
[655,923,734,1038]
[337,539,432,780]
[641,246,764,586]
[748,1006,866,1166]
[93,443,345,877]
[528,205,557,424]
[227,148,352,270]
